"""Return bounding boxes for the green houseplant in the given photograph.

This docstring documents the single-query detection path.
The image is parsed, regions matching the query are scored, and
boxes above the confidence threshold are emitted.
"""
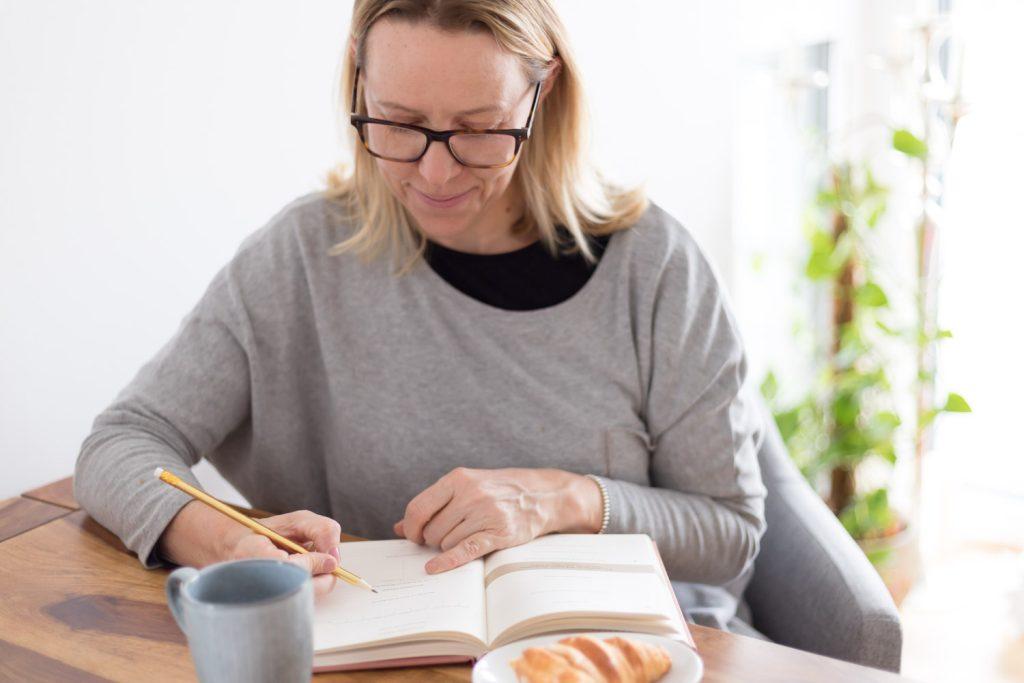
[759,14,973,604]
[761,160,903,535]
[762,133,970,604]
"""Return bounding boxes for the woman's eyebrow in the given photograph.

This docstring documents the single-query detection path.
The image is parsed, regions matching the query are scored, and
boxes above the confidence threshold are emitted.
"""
[376,100,505,117]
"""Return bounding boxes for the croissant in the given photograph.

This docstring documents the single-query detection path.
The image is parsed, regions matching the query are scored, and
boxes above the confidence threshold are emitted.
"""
[510,634,673,682]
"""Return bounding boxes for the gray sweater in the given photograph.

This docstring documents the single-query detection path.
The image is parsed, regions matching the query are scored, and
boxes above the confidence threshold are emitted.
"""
[74,192,767,596]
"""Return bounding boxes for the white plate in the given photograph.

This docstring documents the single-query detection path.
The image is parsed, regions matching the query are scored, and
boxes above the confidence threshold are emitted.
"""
[472,631,703,683]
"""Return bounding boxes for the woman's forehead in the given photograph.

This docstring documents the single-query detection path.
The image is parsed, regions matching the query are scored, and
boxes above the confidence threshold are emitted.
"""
[362,19,526,116]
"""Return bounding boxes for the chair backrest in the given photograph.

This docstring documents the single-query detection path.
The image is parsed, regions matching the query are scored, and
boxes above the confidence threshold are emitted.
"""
[743,397,904,672]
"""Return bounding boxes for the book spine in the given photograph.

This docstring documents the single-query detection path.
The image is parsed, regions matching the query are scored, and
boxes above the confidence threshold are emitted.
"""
[650,537,697,650]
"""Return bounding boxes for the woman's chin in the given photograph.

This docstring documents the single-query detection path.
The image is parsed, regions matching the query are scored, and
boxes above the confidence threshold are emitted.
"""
[410,212,475,243]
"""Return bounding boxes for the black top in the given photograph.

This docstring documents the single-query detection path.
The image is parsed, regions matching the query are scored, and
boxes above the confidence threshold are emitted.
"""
[423,228,612,311]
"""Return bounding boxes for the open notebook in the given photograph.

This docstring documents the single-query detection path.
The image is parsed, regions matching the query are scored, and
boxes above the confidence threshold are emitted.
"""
[312,533,695,672]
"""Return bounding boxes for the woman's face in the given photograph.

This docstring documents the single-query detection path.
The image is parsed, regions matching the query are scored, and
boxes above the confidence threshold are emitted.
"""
[361,19,544,253]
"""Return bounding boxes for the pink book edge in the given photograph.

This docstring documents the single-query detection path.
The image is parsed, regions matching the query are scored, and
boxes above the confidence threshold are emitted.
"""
[313,654,475,673]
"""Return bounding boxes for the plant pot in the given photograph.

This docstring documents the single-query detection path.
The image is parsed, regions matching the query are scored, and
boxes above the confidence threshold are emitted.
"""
[856,518,921,607]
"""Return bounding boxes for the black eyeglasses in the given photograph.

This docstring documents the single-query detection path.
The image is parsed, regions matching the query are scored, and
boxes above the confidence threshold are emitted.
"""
[349,67,543,169]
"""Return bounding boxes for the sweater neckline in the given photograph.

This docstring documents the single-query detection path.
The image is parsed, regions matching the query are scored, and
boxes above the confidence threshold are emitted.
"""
[415,229,621,323]
[424,235,543,260]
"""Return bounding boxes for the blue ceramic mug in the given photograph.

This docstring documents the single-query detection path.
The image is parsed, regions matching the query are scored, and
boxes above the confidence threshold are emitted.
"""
[166,559,313,683]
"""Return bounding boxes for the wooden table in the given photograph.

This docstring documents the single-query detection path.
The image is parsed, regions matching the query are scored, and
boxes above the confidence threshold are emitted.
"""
[0,477,918,682]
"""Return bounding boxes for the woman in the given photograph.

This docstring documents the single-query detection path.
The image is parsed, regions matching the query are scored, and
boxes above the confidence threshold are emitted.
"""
[75,0,767,634]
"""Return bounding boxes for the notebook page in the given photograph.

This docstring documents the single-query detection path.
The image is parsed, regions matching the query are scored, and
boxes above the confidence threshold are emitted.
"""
[482,534,681,646]
[313,539,486,652]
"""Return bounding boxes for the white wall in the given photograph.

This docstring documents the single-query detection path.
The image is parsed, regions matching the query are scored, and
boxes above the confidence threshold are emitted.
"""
[562,0,739,288]
[732,0,839,395]
[928,0,1024,534]
[0,1,740,501]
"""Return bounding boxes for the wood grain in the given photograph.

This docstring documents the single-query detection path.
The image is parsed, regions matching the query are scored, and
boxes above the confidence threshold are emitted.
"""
[693,620,911,682]
[22,476,78,510]
[2,478,918,682]
[43,595,186,645]
[0,497,72,542]
[0,510,470,681]
[0,638,113,683]
[21,475,272,519]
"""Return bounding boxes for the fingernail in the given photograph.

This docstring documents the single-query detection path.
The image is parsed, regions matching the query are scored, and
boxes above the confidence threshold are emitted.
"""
[329,547,341,562]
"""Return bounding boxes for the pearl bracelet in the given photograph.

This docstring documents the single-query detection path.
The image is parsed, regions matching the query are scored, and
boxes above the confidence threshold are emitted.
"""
[585,474,611,534]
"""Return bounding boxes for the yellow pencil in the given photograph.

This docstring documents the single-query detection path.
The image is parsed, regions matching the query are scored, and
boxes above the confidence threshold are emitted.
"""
[153,467,376,593]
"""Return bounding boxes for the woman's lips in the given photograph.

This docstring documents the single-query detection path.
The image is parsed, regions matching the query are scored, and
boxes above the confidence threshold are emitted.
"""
[412,187,474,209]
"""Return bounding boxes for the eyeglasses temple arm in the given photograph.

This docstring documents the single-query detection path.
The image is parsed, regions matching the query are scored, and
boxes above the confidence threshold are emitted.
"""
[524,80,543,135]
[350,67,361,116]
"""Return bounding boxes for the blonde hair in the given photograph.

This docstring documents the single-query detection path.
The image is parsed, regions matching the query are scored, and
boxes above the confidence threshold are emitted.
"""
[323,0,648,275]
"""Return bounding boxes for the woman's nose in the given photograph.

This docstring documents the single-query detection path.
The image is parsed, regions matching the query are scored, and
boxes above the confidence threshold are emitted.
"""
[417,139,461,189]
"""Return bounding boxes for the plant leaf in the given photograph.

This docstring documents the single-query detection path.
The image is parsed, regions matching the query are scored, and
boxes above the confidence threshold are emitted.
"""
[839,488,895,541]
[876,442,897,465]
[876,320,903,337]
[865,201,887,228]
[775,410,801,443]
[893,128,929,159]
[942,393,972,413]
[805,230,838,280]
[760,372,779,402]
[856,282,889,308]
[816,189,839,207]
[868,411,902,443]
[921,408,939,428]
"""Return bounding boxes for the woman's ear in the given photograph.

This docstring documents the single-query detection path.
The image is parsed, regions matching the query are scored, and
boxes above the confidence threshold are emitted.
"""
[540,56,562,101]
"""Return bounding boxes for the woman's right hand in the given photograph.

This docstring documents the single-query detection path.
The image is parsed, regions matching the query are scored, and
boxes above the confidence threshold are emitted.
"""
[222,510,343,598]
[158,502,344,598]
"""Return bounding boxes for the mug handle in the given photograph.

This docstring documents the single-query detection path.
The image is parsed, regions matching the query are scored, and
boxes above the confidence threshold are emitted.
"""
[165,567,199,633]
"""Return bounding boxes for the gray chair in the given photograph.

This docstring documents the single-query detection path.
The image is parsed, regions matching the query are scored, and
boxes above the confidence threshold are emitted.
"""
[741,397,903,672]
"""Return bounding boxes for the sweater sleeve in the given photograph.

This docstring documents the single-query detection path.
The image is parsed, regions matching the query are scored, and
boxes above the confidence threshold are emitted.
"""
[597,231,767,586]
[73,257,254,569]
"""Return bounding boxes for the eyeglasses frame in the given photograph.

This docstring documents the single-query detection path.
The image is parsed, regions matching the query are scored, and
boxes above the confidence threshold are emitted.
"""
[348,67,543,169]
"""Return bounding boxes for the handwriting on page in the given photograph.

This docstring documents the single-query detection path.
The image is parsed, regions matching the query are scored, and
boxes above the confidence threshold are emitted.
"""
[313,540,486,650]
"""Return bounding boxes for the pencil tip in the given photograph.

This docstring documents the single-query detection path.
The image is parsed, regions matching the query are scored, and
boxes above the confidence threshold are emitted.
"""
[371,588,378,593]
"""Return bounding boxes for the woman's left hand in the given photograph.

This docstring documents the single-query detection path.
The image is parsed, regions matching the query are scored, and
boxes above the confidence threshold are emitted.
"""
[393,467,603,574]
